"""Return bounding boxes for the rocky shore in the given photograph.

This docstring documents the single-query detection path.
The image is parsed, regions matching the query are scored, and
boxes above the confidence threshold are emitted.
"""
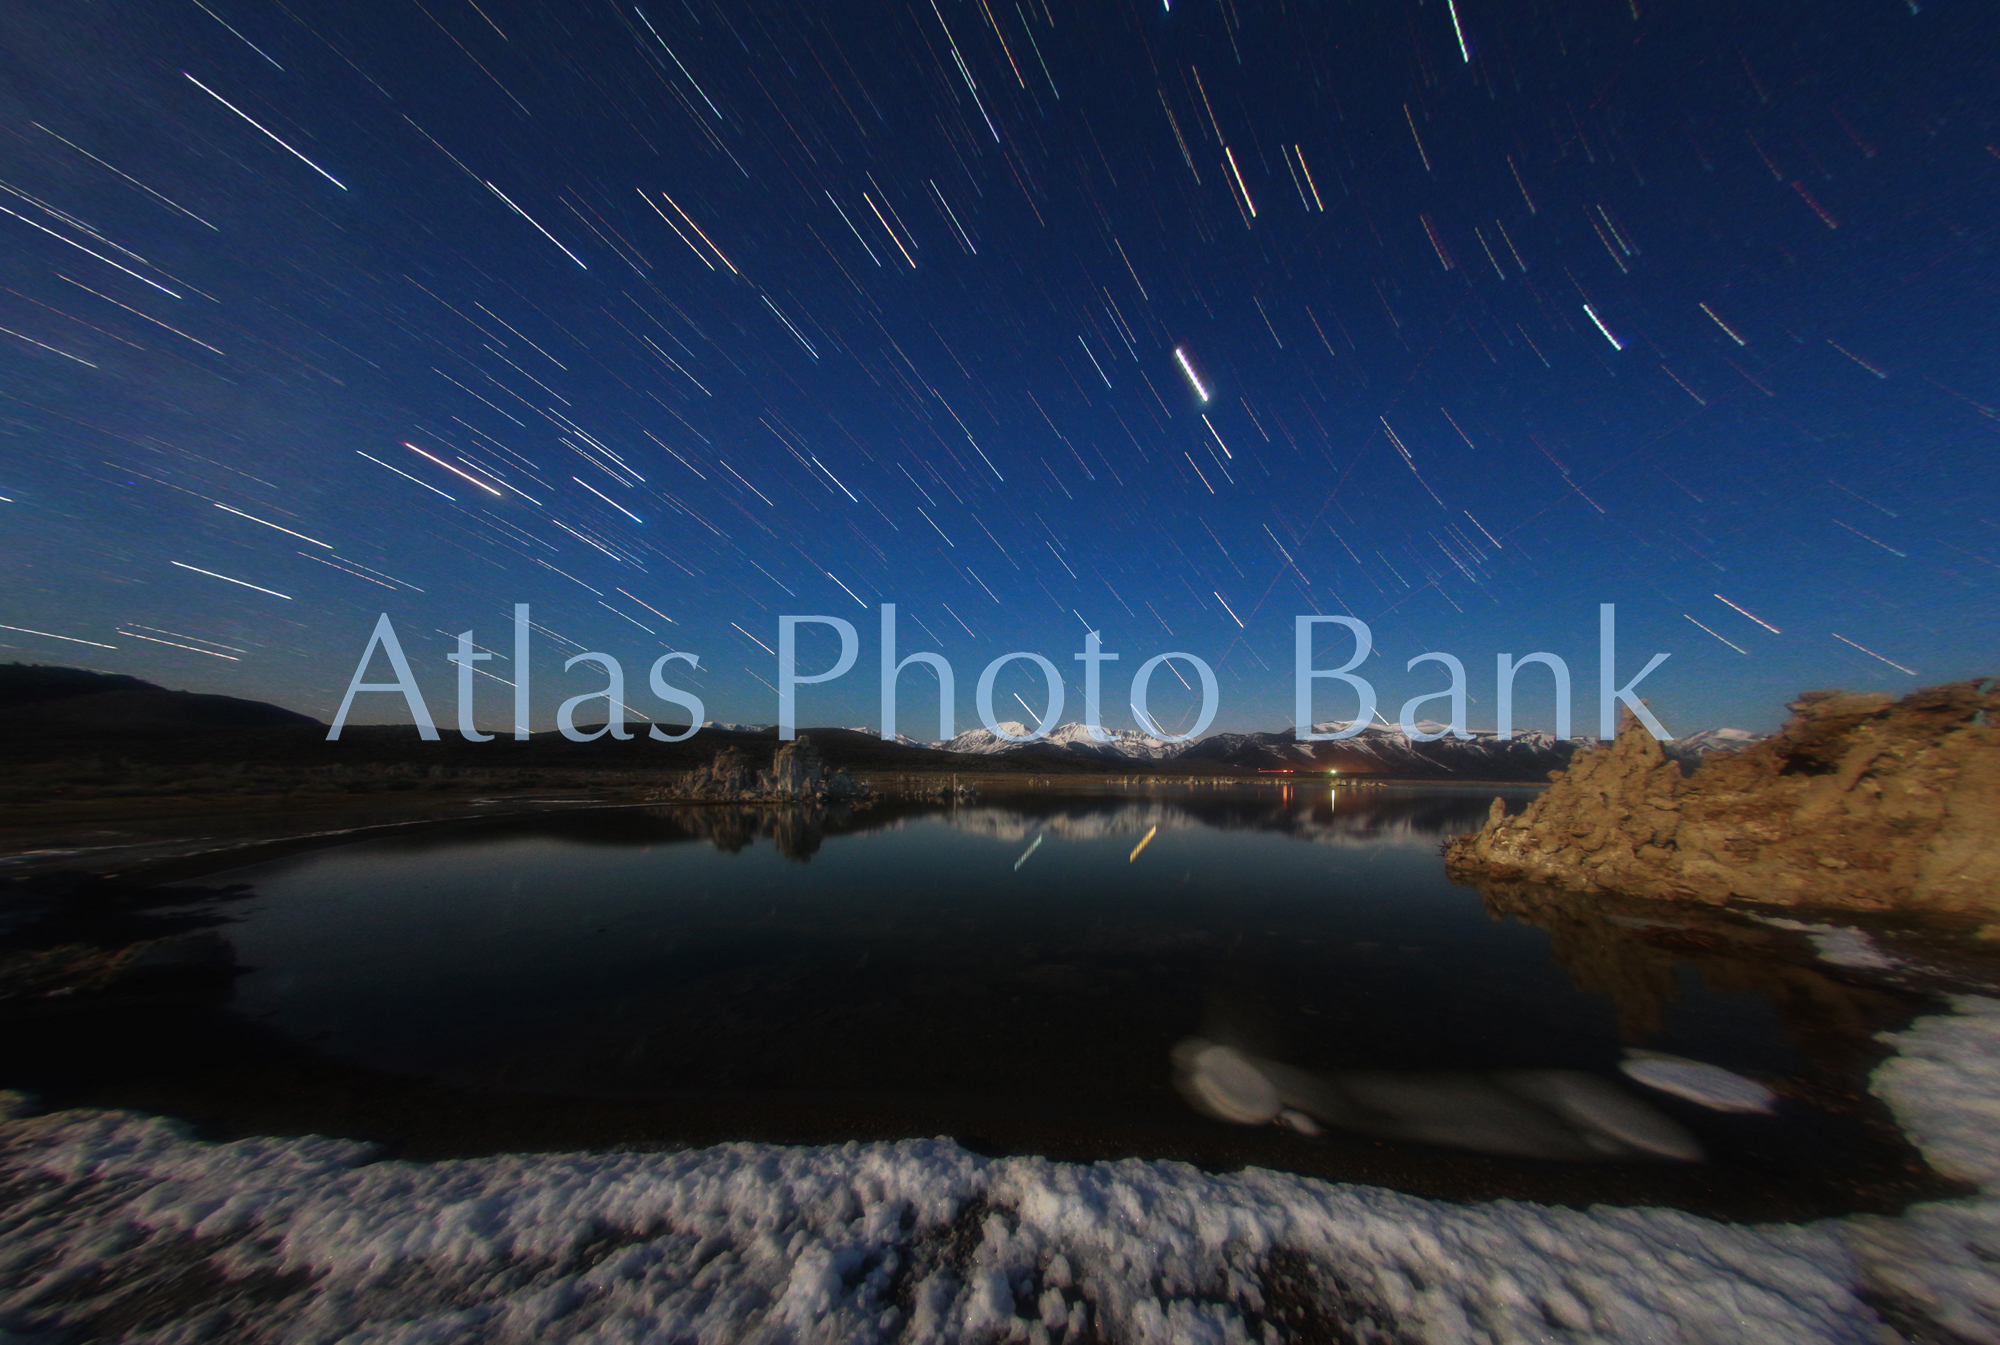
[1444,678,2000,928]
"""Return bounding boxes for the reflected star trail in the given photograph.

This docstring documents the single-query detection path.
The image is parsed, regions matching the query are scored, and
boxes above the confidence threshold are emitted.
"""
[0,0,1995,734]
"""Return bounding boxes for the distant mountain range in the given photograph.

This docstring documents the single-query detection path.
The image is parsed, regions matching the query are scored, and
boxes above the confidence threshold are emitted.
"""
[0,664,317,739]
[899,717,1757,781]
[942,721,1183,760]
[915,719,1581,779]
[1,664,1760,781]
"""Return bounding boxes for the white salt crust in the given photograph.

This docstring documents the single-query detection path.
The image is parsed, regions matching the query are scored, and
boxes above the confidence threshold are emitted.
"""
[0,997,1995,1344]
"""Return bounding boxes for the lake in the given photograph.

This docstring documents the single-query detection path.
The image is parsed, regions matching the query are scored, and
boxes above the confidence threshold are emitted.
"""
[15,784,1952,1219]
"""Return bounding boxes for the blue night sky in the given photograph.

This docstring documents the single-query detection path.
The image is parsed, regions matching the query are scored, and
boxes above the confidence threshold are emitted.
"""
[1,0,1995,740]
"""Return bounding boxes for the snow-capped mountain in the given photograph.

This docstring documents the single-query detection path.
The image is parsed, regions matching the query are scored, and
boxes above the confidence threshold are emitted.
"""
[941,721,1182,760]
[1669,726,1760,755]
[1178,721,1762,780]
[688,716,1761,782]
[1174,726,1578,780]
[942,718,1573,779]
[1305,721,1579,751]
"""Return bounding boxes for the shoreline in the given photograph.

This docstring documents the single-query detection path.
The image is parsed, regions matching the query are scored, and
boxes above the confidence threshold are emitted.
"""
[3,994,1996,1342]
[0,773,1546,884]
[5,780,2000,1338]
[1,790,1988,1225]
[1447,679,2000,934]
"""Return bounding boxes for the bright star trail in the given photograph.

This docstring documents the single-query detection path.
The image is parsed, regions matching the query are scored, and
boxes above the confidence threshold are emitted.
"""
[0,0,1992,736]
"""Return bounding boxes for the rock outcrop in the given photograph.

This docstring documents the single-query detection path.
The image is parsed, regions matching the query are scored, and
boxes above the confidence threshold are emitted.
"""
[1444,679,2000,924]
[668,736,868,804]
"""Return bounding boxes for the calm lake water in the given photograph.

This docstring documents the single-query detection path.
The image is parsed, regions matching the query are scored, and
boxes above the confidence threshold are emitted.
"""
[87,783,1943,1218]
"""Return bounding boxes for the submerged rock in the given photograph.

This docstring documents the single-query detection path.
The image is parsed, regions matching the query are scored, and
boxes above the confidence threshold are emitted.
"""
[1174,1041,1282,1124]
[1171,1036,1702,1162]
[1619,1051,1779,1113]
[0,931,234,1001]
[1492,1068,1706,1160]
[1444,678,2000,922]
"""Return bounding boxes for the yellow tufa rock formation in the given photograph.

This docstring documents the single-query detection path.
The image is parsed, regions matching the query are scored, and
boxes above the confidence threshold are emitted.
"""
[1444,678,2000,923]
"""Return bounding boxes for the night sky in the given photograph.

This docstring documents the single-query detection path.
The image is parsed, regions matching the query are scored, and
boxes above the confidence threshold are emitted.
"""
[2,0,1995,740]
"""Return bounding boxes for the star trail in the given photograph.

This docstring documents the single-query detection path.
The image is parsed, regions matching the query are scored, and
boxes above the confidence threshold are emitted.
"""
[0,0,1995,735]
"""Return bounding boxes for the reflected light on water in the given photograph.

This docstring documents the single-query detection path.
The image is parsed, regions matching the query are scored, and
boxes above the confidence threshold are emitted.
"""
[101,785,1948,1215]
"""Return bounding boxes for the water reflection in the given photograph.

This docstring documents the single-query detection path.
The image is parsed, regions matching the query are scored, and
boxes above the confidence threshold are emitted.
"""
[601,790,1909,1122]
[941,787,1494,849]
[100,787,1942,1213]
[612,783,1520,862]
[637,802,861,861]
[1461,874,1911,1093]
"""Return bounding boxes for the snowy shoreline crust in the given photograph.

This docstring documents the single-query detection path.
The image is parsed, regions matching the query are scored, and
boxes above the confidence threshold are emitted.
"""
[2,1002,1997,1343]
